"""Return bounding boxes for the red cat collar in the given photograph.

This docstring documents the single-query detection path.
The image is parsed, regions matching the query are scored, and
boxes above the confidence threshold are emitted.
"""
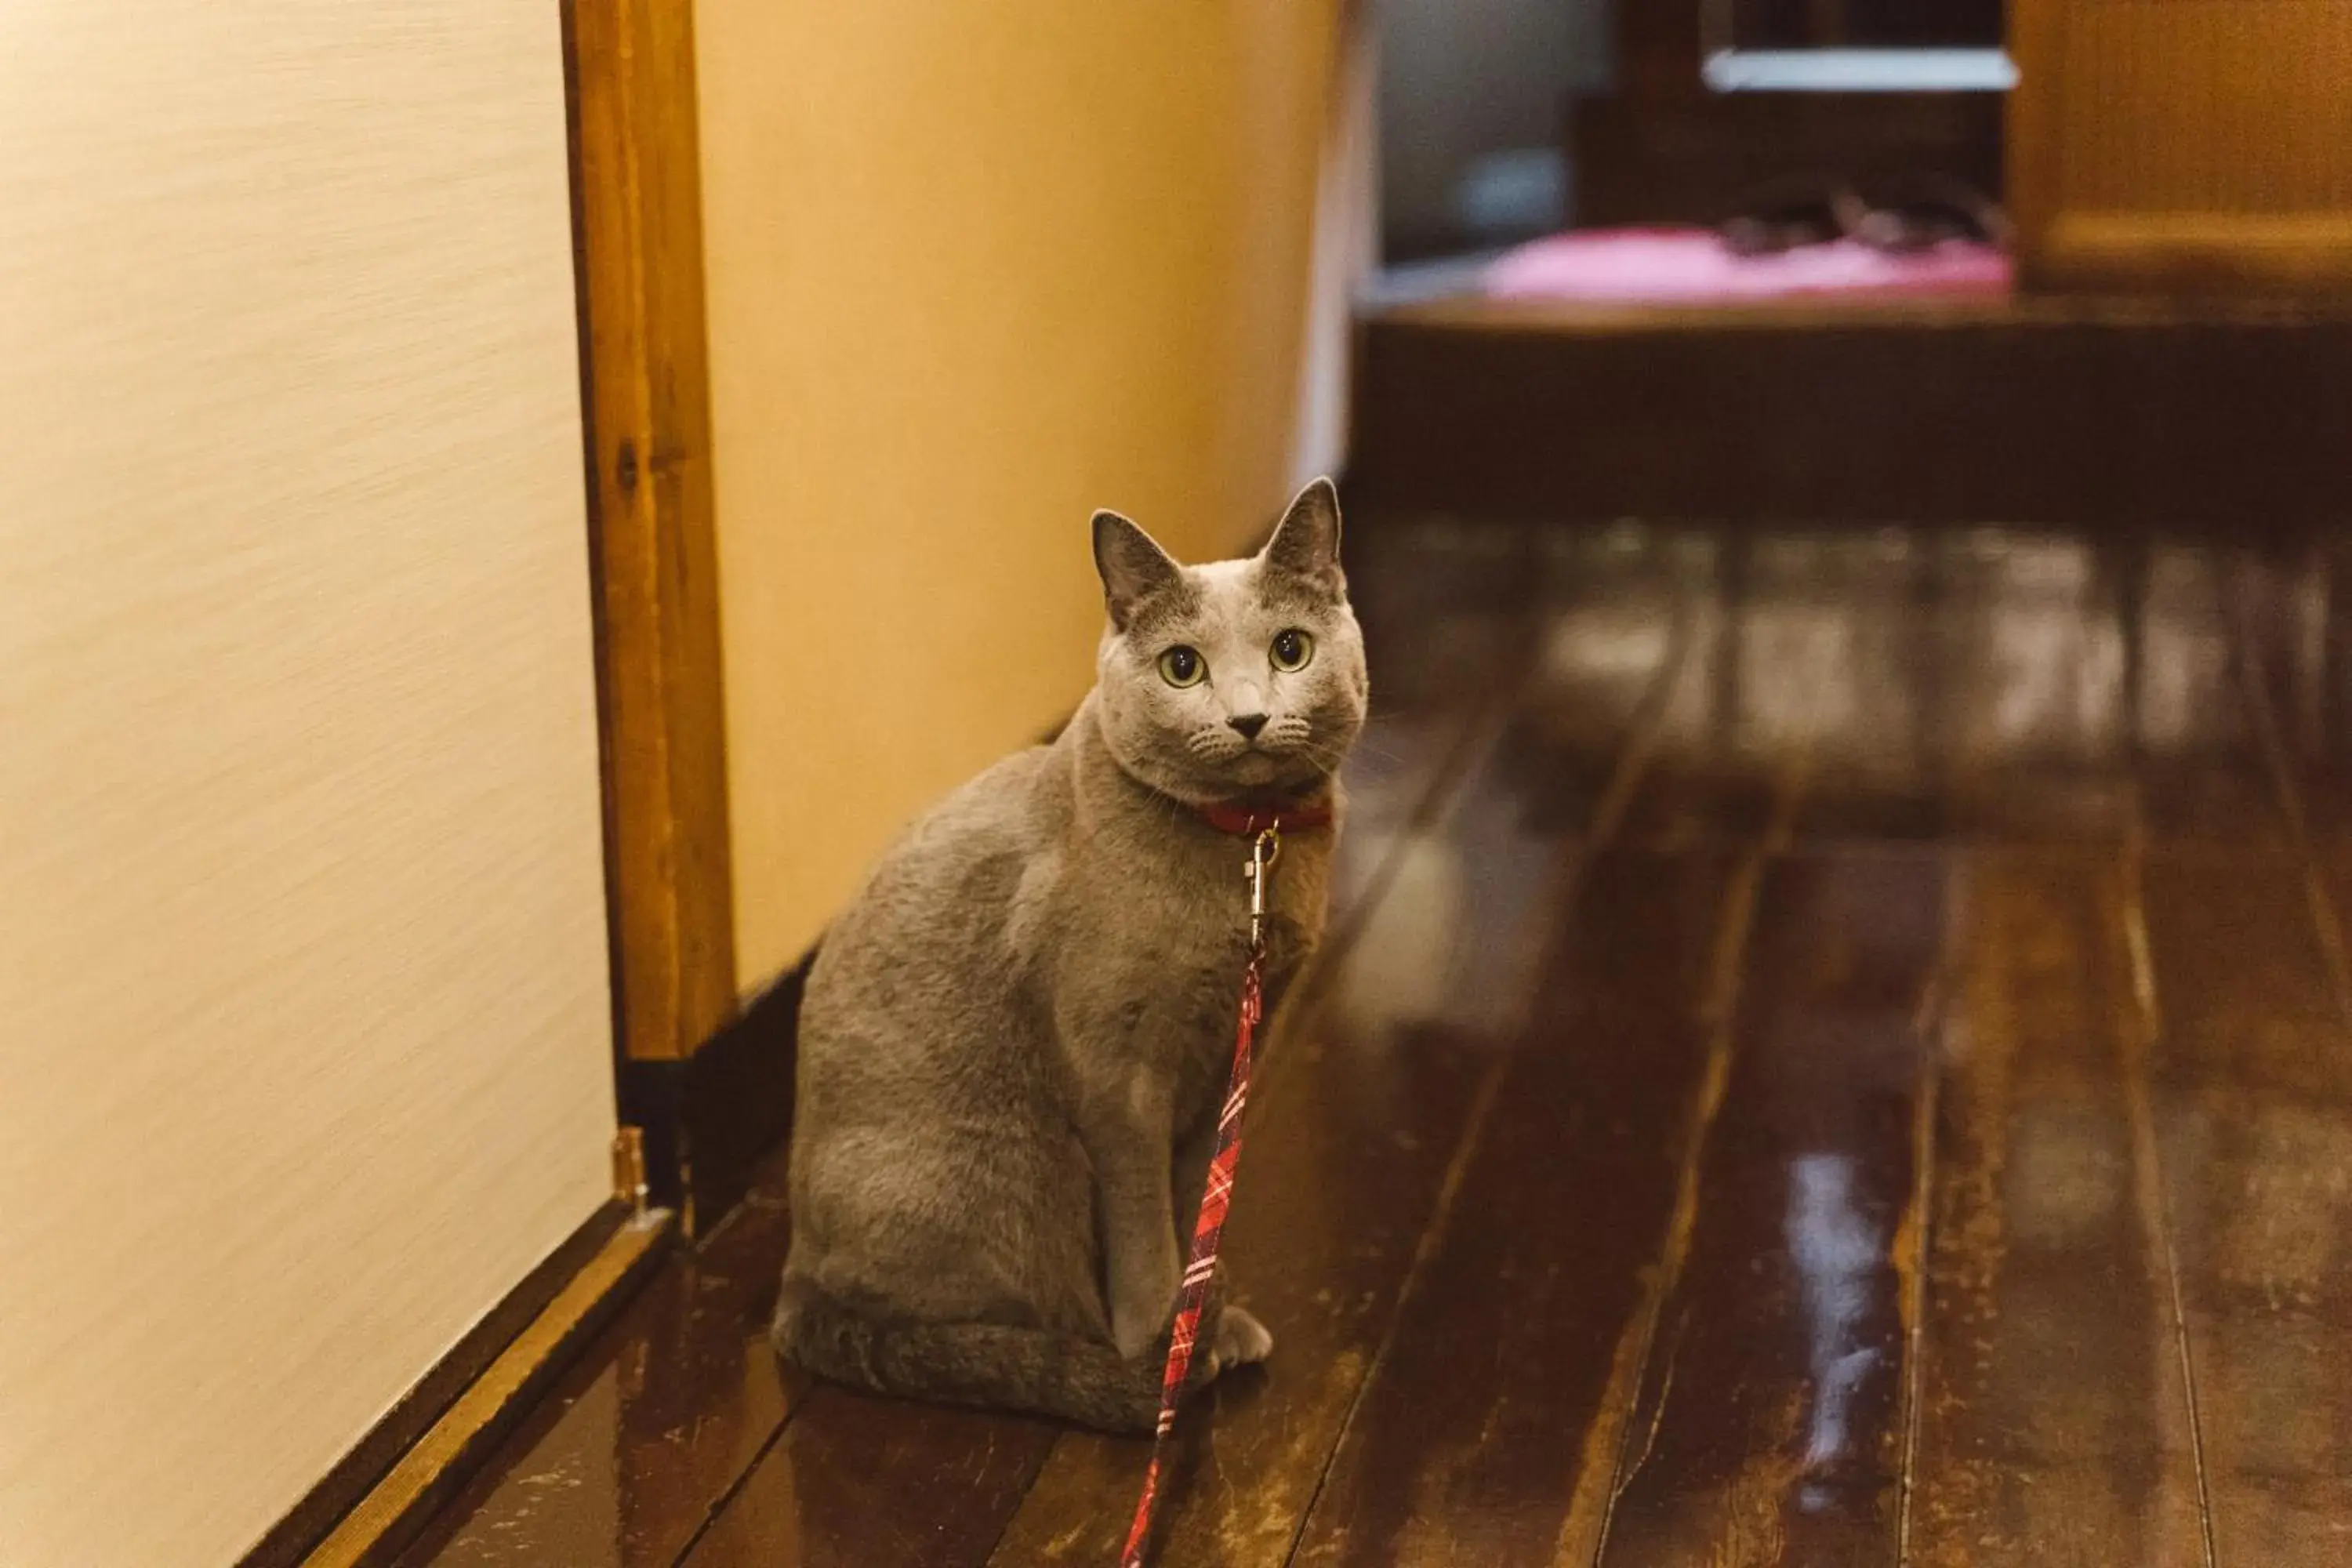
[1193,798,1334,837]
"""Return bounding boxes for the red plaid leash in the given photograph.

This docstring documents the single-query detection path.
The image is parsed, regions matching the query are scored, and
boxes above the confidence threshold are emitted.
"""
[1119,817,1291,1568]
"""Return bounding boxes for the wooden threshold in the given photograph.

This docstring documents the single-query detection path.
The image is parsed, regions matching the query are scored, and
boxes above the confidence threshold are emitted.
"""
[289,1205,673,1568]
[234,1197,670,1568]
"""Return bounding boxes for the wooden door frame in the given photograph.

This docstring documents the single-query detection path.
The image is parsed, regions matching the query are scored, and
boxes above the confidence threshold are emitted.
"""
[568,0,735,1065]
[566,0,774,1233]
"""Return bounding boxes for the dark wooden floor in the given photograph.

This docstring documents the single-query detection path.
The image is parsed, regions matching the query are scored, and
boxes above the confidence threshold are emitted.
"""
[401,518,2352,1566]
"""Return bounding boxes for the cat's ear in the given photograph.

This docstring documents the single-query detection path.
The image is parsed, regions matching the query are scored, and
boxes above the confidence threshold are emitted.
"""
[1092,510,1182,631]
[1261,477,1344,590]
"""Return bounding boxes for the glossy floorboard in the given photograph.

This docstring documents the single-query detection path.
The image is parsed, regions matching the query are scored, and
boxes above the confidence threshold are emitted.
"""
[400,521,2352,1567]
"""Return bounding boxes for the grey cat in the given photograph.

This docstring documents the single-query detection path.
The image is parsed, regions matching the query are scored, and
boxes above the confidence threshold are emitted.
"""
[771,478,1368,1433]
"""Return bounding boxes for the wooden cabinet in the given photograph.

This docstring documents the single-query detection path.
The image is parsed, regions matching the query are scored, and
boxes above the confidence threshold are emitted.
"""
[2009,0,2352,294]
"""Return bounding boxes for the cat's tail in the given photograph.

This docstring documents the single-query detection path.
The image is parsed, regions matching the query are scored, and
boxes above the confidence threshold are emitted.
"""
[771,1274,1168,1435]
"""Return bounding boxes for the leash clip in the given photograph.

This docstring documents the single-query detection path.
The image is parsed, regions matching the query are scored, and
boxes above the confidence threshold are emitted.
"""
[1246,826,1279,950]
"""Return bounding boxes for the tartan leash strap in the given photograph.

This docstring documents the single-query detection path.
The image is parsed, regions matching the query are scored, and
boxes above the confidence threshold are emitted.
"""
[1119,822,1283,1568]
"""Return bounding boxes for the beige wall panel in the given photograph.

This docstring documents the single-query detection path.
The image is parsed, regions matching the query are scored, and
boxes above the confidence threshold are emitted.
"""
[0,5,618,1563]
[697,2,1341,977]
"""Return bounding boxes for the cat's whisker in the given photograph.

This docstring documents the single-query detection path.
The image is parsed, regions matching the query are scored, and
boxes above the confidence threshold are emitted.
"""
[1329,735,1400,763]
[1294,734,1362,765]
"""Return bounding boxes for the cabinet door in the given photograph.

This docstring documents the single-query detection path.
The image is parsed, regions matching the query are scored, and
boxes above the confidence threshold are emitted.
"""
[2009,0,2352,294]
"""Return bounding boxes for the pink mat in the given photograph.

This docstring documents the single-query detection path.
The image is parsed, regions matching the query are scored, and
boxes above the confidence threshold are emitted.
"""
[1482,227,2012,305]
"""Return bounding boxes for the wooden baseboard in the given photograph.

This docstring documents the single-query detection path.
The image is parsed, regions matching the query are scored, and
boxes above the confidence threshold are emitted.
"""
[235,1200,671,1568]
[284,1206,669,1568]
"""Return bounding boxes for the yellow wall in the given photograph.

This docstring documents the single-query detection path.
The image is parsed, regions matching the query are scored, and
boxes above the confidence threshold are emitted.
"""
[697,2,1343,978]
[0,5,617,1563]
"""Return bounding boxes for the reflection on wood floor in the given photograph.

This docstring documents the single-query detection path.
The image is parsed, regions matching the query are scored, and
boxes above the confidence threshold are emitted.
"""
[400,519,2352,1566]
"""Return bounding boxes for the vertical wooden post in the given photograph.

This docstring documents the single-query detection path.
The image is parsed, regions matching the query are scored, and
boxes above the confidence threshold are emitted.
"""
[564,0,737,1069]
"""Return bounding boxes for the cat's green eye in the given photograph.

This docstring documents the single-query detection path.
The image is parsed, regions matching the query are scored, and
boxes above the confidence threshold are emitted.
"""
[1158,644,1207,688]
[1270,628,1314,673]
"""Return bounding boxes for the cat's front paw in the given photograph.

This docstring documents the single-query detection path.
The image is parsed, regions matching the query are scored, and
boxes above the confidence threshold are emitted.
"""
[1211,1304,1274,1370]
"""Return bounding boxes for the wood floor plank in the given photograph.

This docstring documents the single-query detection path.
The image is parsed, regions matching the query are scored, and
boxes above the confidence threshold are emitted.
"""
[1615,531,1960,852]
[1602,533,1777,849]
[2227,550,2352,1028]
[2130,542,2352,1565]
[1925,533,2134,848]
[2129,545,2294,849]
[1774,531,2158,851]
[677,1392,1058,1568]
[2140,846,2352,1566]
[1907,850,2207,1566]
[1285,848,1737,1567]
[1594,851,1949,1568]
[2230,545,2352,848]
[1770,532,1954,848]
[1504,524,1717,845]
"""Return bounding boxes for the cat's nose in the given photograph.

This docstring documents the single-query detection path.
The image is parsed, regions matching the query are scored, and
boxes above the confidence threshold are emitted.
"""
[1228,713,1269,740]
